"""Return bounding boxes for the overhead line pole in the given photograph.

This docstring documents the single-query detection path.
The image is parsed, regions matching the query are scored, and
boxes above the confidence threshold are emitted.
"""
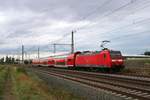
[71,31,74,53]
[22,45,24,64]
[53,44,56,54]
[38,47,40,59]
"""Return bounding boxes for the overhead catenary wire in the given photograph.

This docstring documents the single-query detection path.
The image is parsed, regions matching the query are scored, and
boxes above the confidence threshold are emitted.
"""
[52,0,150,44]
[24,0,150,57]
[51,0,139,44]
[75,0,138,31]
[50,0,113,44]
[43,0,147,53]
[74,0,150,39]
[79,0,113,21]
[109,30,150,41]
[75,17,150,41]
[73,0,150,46]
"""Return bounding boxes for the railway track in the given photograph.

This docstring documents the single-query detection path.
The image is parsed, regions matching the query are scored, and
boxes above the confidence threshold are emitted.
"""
[29,66,150,100]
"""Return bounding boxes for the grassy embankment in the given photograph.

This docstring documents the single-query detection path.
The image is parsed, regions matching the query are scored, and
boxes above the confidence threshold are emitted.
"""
[0,66,7,100]
[122,59,150,75]
[0,65,83,100]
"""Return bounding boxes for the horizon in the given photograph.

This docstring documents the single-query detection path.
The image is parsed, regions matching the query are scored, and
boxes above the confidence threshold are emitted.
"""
[0,0,150,58]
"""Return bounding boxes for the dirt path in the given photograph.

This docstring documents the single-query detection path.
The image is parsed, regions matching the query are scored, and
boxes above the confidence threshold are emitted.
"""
[3,67,16,100]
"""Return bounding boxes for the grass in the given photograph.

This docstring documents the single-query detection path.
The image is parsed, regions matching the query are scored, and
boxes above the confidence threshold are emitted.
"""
[122,59,150,76]
[11,66,83,100]
[0,66,7,100]
[121,67,150,76]
[125,59,150,67]
[0,65,84,100]
[11,67,57,100]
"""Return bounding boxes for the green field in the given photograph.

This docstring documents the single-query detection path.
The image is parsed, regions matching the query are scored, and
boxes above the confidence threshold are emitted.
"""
[125,58,150,68]
[0,65,83,100]
[122,59,150,75]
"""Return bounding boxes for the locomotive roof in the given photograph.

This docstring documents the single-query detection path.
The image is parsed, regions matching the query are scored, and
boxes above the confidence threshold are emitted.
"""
[79,51,101,55]
[79,50,121,55]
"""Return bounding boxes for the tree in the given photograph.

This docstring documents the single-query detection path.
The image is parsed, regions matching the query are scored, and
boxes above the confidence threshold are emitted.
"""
[24,60,29,64]
[12,57,15,64]
[3,56,16,64]
[0,57,4,64]
[144,51,150,56]
[24,59,32,64]
[5,56,9,64]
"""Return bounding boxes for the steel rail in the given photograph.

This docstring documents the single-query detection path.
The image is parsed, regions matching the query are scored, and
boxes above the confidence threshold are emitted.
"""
[30,67,150,100]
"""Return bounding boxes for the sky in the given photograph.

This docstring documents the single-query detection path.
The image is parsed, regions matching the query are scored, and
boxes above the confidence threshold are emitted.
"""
[0,0,150,58]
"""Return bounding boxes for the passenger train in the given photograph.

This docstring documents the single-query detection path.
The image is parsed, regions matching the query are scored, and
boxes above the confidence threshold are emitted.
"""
[32,49,124,72]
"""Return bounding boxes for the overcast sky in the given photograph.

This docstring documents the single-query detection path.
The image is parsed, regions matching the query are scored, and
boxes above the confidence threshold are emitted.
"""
[0,0,150,58]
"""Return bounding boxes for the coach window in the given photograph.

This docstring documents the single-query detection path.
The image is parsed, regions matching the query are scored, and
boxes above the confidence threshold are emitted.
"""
[68,59,72,61]
[104,54,106,59]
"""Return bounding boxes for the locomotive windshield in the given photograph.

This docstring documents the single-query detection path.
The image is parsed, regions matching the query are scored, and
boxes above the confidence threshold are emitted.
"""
[110,51,122,59]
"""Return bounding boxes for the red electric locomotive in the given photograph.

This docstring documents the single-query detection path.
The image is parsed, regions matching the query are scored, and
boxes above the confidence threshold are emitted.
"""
[74,50,124,72]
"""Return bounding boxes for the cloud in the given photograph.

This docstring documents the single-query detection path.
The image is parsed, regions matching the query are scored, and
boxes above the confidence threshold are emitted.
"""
[0,0,150,57]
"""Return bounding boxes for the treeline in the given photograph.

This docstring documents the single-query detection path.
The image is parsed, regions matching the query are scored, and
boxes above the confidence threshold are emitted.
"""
[0,56,18,64]
[0,56,32,64]
[144,51,150,56]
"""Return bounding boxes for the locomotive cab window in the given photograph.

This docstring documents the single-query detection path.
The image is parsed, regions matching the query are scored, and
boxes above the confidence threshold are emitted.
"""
[110,51,121,59]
